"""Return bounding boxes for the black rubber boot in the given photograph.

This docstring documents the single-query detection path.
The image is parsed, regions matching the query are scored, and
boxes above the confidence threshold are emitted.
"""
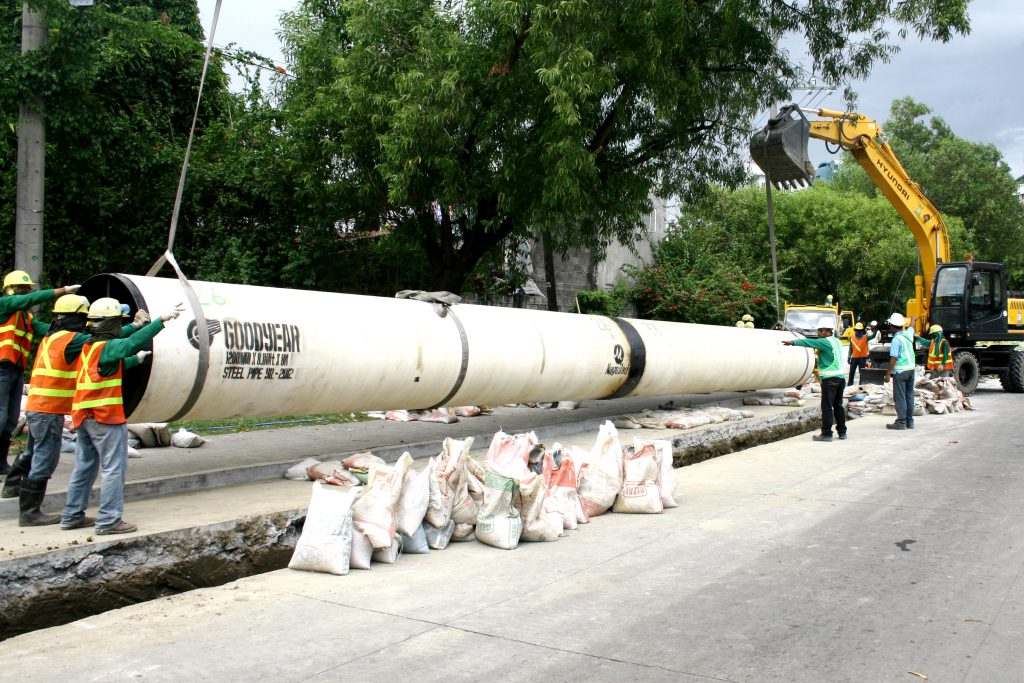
[0,434,10,475]
[1,450,32,498]
[19,478,60,527]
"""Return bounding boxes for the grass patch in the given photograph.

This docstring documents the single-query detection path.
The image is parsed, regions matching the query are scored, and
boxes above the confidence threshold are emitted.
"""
[170,413,372,436]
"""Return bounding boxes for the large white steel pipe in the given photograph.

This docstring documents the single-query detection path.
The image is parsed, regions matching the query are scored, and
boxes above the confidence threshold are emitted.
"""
[80,274,814,422]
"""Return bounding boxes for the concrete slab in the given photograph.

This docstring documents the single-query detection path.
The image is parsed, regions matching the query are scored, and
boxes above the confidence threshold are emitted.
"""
[3,387,1019,682]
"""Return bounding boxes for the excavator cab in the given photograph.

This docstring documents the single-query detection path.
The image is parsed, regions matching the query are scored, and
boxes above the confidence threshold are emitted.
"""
[749,103,816,189]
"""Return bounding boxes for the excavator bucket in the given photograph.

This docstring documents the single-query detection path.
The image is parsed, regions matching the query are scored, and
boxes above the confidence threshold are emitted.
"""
[749,104,815,189]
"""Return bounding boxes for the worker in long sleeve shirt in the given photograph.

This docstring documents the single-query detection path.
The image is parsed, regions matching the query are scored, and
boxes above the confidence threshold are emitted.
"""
[782,317,847,442]
[60,297,183,534]
[2,295,151,524]
[0,270,80,475]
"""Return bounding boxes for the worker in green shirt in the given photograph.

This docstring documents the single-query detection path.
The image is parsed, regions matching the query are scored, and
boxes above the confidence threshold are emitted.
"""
[0,270,81,474]
[782,316,847,442]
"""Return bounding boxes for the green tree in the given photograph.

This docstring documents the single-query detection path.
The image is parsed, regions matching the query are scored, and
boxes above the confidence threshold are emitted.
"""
[626,216,785,326]
[0,0,229,286]
[279,0,970,293]
[676,183,970,321]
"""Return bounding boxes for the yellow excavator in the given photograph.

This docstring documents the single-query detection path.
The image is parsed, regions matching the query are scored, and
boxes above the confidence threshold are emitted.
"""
[751,104,1024,394]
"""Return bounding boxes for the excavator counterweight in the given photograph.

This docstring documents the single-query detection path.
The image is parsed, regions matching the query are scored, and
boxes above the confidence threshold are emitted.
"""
[749,104,815,189]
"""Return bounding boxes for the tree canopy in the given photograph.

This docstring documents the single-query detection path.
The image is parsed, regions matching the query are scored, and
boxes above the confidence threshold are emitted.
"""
[278,0,972,292]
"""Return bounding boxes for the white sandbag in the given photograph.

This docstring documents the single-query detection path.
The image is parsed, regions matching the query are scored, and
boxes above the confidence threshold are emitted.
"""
[395,463,431,537]
[577,421,624,518]
[352,452,412,549]
[425,437,475,528]
[476,466,522,550]
[285,458,322,481]
[349,528,373,569]
[171,427,206,448]
[635,438,678,508]
[613,443,664,514]
[423,519,456,550]
[542,452,580,530]
[127,445,142,459]
[399,525,430,554]
[518,475,562,541]
[126,423,158,448]
[288,482,356,575]
[371,535,403,564]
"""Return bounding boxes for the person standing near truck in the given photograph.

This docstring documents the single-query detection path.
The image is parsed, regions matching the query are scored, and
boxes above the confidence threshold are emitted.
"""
[885,312,917,430]
[847,322,870,385]
[782,317,847,442]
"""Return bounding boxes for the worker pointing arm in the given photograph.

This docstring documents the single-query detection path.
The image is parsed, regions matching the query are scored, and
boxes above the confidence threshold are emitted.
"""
[60,299,184,535]
[782,317,847,442]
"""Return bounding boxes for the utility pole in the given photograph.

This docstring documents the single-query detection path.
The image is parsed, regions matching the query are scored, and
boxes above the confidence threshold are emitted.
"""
[15,3,47,282]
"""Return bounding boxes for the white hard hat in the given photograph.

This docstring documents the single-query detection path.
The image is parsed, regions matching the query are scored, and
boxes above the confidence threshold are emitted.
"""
[816,317,834,329]
[870,320,877,327]
[88,297,123,319]
[886,312,906,327]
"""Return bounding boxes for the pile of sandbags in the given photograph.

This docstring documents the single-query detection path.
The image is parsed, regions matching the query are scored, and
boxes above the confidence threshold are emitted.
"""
[614,405,755,431]
[288,421,681,575]
[844,374,971,417]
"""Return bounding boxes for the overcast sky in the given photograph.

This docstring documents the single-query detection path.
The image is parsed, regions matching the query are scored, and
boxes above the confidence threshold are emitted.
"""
[198,0,1024,178]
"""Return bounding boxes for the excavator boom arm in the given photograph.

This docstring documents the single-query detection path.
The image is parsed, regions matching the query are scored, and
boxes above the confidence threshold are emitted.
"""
[750,104,951,332]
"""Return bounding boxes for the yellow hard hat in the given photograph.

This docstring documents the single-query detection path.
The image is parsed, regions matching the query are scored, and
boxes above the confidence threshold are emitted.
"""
[742,314,753,322]
[88,297,123,319]
[854,322,864,330]
[54,294,90,315]
[744,321,754,328]
[3,270,35,289]
[929,324,943,334]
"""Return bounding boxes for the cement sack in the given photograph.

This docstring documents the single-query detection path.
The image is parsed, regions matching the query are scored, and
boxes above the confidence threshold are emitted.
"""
[395,463,431,537]
[171,427,205,448]
[342,451,385,470]
[613,443,664,514]
[425,437,475,528]
[484,431,535,480]
[518,475,563,541]
[285,458,321,481]
[127,445,142,459]
[453,405,481,417]
[399,524,430,554]
[450,457,480,528]
[577,421,624,518]
[476,465,522,550]
[542,451,580,530]
[419,410,458,424]
[352,452,412,549]
[372,535,403,564]
[423,519,455,550]
[466,456,486,509]
[451,523,476,542]
[350,528,373,569]
[635,438,678,508]
[288,482,356,576]
[664,410,713,430]
[703,406,748,422]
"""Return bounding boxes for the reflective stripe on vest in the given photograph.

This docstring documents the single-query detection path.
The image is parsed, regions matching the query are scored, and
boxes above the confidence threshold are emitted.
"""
[71,341,125,428]
[893,330,916,372]
[849,333,869,358]
[25,330,78,414]
[927,338,954,371]
[818,337,846,378]
[0,310,35,367]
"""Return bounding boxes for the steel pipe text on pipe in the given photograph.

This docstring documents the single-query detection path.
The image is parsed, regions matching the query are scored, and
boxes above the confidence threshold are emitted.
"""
[80,274,815,423]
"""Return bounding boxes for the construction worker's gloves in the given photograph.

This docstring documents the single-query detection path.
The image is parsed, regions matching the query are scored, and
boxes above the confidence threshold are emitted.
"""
[133,309,151,329]
[136,350,152,363]
[160,303,185,322]
[64,284,81,294]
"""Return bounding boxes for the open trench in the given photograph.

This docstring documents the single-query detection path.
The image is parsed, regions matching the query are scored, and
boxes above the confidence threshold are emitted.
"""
[0,405,822,641]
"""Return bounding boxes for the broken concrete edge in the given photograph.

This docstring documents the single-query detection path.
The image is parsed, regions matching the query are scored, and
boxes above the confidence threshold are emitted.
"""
[0,402,827,641]
[0,509,305,642]
[0,393,770,519]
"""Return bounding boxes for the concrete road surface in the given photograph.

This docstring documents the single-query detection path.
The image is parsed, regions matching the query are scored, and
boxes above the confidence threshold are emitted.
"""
[2,383,1021,682]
